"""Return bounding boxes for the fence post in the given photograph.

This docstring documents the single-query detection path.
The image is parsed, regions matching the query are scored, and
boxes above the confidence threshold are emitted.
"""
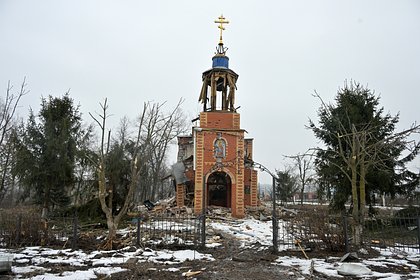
[42,218,48,246]
[201,213,206,248]
[272,175,278,253]
[417,216,420,253]
[201,175,206,248]
[72,212,78,250]
[343,215,349,253]
[15,214,22,246]
[136,217,141,247]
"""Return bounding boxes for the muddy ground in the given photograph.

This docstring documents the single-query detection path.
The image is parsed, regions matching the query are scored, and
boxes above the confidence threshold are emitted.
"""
[2,203,417,279]
[104,232,385,280]
[2,230,416,280]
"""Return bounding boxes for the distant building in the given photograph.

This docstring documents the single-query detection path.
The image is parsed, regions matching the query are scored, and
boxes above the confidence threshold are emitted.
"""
[172,16,258,218]
[293,184,319,203]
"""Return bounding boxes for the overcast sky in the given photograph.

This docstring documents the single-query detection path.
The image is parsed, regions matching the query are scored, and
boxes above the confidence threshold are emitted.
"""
[1,1,419,183]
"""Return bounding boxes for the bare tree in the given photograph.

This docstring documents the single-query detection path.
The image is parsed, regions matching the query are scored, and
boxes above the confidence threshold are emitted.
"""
[151,100,186,200]
[340,123,419,245]
[0,78,28,203]
[89,99,145,248]
[136,99,187,203]
[287,152,315,205]
[89,99,186,248]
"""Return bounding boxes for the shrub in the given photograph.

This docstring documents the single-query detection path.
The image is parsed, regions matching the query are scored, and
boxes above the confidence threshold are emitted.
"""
[290,210,346,252]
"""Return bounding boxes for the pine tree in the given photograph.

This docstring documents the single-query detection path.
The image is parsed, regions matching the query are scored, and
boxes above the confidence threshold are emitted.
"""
[275,168,298,205]
[310,81,419,212]
[309,81,420,245]
[14,94,86,217]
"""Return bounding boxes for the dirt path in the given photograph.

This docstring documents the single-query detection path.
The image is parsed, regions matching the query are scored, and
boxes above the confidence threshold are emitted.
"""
[108,233,338,280]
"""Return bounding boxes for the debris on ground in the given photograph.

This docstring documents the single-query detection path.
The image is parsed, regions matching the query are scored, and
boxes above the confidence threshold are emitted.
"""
[339,252,358,262]
[182,270,202,277]
[130,197,196,219]
[337,263,372,276]
[0,253,12,273]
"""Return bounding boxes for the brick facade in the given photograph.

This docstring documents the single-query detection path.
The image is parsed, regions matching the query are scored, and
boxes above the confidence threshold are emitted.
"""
[175,28,258,218]
[189,111,257,218]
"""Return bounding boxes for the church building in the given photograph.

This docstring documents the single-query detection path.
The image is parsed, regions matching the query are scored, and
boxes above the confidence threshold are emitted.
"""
[174,16,258,218]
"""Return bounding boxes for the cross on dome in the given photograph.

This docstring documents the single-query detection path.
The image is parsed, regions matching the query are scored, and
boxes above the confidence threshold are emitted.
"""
[214,15,229,45]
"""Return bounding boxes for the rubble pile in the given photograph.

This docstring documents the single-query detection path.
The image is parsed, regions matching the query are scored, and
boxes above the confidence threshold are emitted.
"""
[245,205,272,221]
[130,197,300,223]
[130,197,193,219]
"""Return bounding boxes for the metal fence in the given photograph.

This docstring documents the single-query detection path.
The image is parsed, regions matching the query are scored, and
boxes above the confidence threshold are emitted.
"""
[1,209,205,251]
[363,216,420,252]
[0,212,78,249]
[0,211,44,247]
[134,214,203,249]
[275,214,347,252]
[274,213,420,253]
[3,207,419,254]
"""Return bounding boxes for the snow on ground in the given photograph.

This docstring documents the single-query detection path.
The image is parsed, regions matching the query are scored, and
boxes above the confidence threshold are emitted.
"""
[209,217,298,251]
[209,217,284,248]
[0,246,214,279]
[20,267,127,280]
[209,217,420,279]
[1,216,419,279]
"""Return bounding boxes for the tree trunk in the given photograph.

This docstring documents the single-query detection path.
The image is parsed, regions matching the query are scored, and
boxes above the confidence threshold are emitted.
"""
[352,223,363,246]
[42,188,50,219]
[106,216,117,241]
[300,185,304,205]
[9,175,15,206]
[0,146,11,201]
[359,156,366,227]
[97,162,117,249]
[350,161,358,219]
[350,131,362,246]
[41,206,49,219]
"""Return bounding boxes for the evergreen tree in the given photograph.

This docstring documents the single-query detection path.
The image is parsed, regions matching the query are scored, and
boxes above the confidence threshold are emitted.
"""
[14,94,86,217]
[275,168,298,204]
[104,121,132,212]
[309,81,419,212]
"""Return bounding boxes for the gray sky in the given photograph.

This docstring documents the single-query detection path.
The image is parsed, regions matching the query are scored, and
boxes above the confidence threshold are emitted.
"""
[1,1,419,183]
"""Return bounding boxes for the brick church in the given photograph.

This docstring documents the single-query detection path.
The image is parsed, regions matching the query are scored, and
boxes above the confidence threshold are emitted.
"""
[173,16,258,218]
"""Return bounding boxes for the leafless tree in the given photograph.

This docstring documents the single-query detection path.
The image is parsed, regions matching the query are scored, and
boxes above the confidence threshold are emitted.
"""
[137,99,187,202]
[89,99,142,248]
[89,99,186,248]
[287,152,315,205]
[0,78,28,203]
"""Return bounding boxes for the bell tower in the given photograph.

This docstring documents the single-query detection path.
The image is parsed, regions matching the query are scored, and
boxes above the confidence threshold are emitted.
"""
[192,15,258,218]
[198,15,238,112]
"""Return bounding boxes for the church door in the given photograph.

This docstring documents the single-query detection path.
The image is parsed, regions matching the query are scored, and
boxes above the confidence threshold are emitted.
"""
[207,171,231,207]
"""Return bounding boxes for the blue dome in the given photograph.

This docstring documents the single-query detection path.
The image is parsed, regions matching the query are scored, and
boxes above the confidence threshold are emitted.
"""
[212,56,229,69]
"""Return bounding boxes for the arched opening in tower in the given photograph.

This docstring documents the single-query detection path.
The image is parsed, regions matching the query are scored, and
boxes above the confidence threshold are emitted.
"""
[207,171,231,208]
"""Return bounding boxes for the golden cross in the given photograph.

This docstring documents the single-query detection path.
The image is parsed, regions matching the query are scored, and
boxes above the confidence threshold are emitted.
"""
[214,15,229,44]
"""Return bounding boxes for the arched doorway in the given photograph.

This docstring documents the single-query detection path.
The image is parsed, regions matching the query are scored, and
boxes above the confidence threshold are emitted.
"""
[207,171,231,207]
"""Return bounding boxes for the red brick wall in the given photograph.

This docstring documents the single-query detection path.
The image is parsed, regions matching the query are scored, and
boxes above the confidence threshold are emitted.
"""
[244,168,251,206]
[200,112,240,129]
[193,112,246,218]
[194,131,204,214]
[251,169,258,207]
[176,184,185,207]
